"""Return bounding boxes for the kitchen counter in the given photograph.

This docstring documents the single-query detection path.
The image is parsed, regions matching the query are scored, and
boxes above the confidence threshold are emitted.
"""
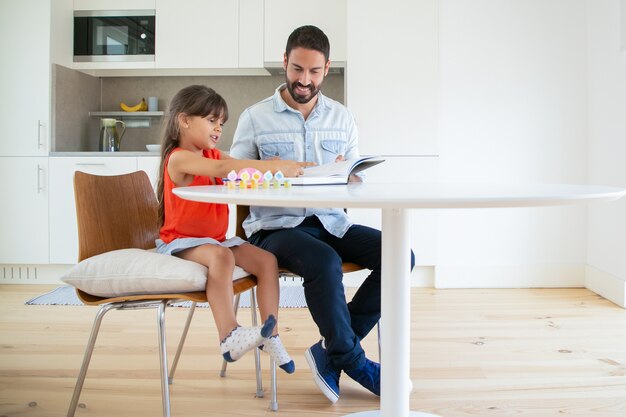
[50,152,160,157]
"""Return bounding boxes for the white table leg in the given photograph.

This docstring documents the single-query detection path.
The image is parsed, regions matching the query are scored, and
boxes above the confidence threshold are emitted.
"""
[342,208,440,417]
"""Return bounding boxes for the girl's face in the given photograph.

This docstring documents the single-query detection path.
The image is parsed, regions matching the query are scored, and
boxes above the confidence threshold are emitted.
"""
[181,113,225,150]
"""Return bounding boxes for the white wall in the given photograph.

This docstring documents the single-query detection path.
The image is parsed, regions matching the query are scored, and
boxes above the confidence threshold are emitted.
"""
[346,0,604,289]
[346,0,438,156]
[436,0,590,287]
[585,0,626,306]
[346,0,440,286]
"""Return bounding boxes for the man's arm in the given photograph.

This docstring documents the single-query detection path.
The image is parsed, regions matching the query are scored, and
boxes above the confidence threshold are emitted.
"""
[230,109,260,160]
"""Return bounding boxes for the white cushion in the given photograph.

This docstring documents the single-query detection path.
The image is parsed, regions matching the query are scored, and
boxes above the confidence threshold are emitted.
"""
[61,248,250,298]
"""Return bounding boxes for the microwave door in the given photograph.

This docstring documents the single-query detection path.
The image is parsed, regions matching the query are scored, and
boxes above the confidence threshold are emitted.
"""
[94,18,129,55]
[74,12,155,61]
[130,19,152,54]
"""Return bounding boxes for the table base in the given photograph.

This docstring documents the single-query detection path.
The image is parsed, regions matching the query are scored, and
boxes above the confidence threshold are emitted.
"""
[341,412,440,417]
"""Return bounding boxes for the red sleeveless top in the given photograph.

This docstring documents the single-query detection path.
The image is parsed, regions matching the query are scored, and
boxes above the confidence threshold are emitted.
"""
[159,148,227,243]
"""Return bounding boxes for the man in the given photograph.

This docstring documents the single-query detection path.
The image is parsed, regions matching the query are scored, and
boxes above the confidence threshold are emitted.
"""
[230,25,414,402]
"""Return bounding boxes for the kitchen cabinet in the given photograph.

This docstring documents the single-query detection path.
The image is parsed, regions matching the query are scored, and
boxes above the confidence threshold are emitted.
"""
[69,0,350,73]
[74,0,155,11]
[49,157,139,264]
[263,0,347,64]
[136,156,161,190]
[155,0,239,69]
[0,0,50,157]
[0,158,49,264]
[239,0,264,68]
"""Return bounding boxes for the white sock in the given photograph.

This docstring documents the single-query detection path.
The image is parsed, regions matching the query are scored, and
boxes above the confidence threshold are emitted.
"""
[220,315,276,362]
[260,334,295,374]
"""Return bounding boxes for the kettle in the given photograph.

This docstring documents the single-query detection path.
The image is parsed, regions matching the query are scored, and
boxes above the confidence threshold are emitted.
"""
[99,118,126,152]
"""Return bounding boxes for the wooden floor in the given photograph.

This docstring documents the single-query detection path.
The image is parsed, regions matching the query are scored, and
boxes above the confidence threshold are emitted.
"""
[1,285,626,417]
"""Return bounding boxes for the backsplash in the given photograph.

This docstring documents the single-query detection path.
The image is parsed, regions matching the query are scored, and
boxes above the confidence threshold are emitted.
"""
[52,64,345,152]
[52,65,101,152]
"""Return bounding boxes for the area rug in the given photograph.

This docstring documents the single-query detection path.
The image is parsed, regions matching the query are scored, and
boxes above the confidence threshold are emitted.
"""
[25,284,308,308]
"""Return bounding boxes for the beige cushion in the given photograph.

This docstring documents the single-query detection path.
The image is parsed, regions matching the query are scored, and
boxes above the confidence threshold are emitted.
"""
[61,248,250,298]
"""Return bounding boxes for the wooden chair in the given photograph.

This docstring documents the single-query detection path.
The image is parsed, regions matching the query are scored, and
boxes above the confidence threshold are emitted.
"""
[66,171,273,417]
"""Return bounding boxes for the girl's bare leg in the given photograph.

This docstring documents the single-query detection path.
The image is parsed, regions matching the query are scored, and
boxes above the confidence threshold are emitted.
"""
[231,243,279,332]
[177,244,275,362]
[176,244,238,339]
[232,243,294,373]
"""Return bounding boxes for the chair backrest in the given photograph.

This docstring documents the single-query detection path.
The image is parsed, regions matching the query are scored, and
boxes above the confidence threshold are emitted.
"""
[74,171,159,262]
[236,205,250,240]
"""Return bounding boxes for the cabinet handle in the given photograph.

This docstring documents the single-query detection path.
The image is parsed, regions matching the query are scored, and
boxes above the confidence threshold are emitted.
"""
[75,163,106,166]
[37,164,44,193]
[37,120,44,149]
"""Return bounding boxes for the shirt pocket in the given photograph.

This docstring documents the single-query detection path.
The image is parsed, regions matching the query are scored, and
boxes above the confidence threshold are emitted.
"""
[320,139,348,164]
[258,141,296,161]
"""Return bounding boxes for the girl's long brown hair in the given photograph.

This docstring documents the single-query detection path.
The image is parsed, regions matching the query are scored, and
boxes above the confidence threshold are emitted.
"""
[156,85,229,227]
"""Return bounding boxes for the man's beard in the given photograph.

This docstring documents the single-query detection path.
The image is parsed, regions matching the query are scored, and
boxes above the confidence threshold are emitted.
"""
[286,79,323,104]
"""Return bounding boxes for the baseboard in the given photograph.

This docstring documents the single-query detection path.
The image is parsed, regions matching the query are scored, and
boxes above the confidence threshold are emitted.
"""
[343,265,434,288]
[585,265,626,308]
[434,264,586,288]
[0,264,72,285]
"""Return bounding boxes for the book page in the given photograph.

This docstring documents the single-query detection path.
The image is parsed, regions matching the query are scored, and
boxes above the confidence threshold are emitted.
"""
[301,159,357,178]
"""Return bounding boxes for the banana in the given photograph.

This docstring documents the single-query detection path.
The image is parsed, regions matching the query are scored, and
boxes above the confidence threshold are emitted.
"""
[120,98,148,112]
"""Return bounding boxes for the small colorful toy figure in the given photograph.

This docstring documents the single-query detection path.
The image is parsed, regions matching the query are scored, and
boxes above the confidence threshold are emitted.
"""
[273,170,285,188]
[224,168,291,190]
[226,170,238,189]
[262,170,273,188]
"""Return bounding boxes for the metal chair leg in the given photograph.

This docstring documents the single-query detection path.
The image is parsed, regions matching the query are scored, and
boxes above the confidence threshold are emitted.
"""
[67,303,118,417]
[169,301,197,384]
[270,357,278,411]
[250,287,265,398]
[220,293,242,378]
[157,300,171,417]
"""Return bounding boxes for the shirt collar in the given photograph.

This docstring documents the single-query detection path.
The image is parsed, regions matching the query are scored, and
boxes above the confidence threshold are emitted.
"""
[272,83,329,114]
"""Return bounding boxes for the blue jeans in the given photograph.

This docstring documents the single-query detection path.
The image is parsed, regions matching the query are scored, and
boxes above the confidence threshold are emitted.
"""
[249,216,415,371]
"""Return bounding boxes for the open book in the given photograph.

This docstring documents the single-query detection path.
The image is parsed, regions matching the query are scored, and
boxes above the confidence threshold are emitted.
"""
[289,156,385,185]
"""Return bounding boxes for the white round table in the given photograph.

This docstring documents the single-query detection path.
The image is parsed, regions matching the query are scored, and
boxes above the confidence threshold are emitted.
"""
[174,182,625,417]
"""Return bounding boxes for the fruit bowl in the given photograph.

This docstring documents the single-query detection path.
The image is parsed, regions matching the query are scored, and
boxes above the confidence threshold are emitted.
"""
[146,144,161,152]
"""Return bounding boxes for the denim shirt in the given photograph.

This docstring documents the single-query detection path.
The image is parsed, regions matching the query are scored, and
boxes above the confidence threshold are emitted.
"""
[230,84,359,238]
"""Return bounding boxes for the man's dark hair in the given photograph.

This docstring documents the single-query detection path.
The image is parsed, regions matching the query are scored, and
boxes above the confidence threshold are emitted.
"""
[285,25,330,62]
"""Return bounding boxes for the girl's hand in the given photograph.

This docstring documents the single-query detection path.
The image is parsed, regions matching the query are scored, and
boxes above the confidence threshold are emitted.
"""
[278,160,316,177]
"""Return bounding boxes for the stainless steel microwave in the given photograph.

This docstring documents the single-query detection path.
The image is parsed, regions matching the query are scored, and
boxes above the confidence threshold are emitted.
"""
[73,10,155,62]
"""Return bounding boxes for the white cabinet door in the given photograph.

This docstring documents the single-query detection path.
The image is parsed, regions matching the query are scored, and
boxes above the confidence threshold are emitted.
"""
[0,158,49,264]
[0,0,50,156]
[264,0,346,63]
[239,0,264,68]
[49,157,137,264]
[155,0,239,68]
[137,156,161,191]
[74,0,155,10]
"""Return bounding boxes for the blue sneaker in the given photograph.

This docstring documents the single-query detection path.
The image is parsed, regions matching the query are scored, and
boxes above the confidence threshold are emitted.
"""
[345,358,380,396]
[305,340,341,403]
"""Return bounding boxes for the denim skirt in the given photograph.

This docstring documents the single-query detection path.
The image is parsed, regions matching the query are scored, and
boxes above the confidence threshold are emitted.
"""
[155,236,247,256]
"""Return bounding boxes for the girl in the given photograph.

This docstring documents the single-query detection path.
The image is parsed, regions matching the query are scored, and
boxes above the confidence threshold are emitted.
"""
[156,85,310,373]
